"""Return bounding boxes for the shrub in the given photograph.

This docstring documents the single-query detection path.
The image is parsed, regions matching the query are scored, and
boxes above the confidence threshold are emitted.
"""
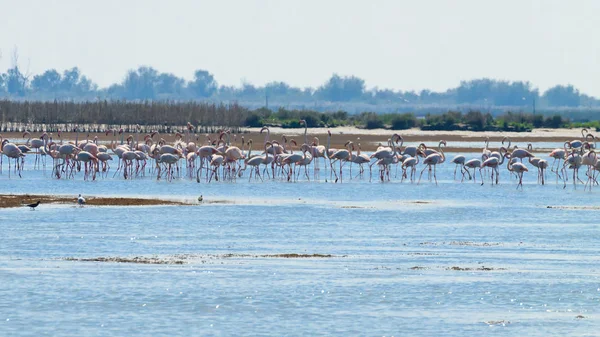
[390,113,417,130]
[244,113,263,127]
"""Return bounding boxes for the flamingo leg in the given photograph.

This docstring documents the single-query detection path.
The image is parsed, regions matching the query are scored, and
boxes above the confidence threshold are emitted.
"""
[417,165,429,184]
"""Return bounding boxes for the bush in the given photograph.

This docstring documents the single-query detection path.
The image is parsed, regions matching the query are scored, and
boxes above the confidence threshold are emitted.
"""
[244,113,263,127]
[365,117,384,129]
[544,115,565,128]
[299,114,320,127]
[390,113,417,130]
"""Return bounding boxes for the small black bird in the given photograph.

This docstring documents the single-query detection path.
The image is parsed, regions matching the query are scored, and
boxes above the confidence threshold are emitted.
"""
[26,201,40,210]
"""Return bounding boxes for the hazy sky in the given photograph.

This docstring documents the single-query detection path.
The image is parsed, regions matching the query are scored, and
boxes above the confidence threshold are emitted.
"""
[1,0,599,95]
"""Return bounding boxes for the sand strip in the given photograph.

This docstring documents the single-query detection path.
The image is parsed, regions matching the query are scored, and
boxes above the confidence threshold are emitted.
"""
[0,194,194,208]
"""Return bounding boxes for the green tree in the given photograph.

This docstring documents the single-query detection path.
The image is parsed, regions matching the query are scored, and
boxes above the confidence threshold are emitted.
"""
[31,69,61,92]
[5,67,28,96]
[543,85,581,107]
[188,69,217,98]
[316,74,365,101]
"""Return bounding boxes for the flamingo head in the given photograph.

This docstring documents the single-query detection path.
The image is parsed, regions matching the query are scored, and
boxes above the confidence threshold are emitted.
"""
[118,129,124,134]
[22,131,30,138]
[300,119,306,125]
[327,130,331,136]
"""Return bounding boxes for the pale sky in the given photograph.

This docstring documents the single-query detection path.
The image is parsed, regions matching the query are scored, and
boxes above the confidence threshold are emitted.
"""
[1,0,599,95]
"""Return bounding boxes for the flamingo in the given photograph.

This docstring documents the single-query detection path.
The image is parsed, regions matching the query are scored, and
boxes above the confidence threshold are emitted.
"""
[567,128,589,149]
[196,144,222,183]
[240,140,266,181]
[1,138,25,178]
[548,146,567,177]
[463,158,482,183]
[396,135,419,157]
[480,147,507,185]
[506,154,528,189]
[157,153,180,181]
[401,153,419,183]
[23,131,46,168]
[311,136,327,179]
[97,152,113,177]
[280,140,304,182]
[351,143,371,178]
[76,151,98,180]
[450,154,467,180]
[420,140,446,157]
[418,141,446,185]
[325,130,351,183]
[295,144,314,181]
[563,144,585,189]
[482,136,492,160]
[510,146,534,162]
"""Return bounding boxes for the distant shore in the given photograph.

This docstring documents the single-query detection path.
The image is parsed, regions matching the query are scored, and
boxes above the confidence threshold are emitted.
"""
[2,127,591,152]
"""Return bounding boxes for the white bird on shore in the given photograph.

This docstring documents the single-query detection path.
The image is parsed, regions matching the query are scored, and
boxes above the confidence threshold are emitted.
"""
[77,194,86,206]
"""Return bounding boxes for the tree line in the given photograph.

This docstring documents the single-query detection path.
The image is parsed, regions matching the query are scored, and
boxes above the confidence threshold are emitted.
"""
[0,61,598,110]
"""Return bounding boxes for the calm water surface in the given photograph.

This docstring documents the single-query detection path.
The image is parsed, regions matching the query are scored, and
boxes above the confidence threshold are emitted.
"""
[1,152,599,336]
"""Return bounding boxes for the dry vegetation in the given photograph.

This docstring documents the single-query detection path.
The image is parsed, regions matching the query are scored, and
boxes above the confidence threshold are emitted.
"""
[0,100,248,134]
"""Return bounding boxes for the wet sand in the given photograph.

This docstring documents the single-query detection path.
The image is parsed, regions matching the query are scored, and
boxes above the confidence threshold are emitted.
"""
[0,194,195,208]
[3,127,591,152]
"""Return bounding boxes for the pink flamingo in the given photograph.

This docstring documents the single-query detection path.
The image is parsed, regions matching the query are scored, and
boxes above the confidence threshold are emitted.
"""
[295,144,314,181]
[506,154,529,189]
[401,152,419,183]
[325,130,351,183]
[480,147,507,185]
[240,140,265,181]
[418,141,446,185]
[450,154,467,180]
[1,138,25,178]
[351,143,371,178]
[75,151,98,181]
[396,135,419,157]
[23,131,46,168]
[97,152,113,177]
[463,158,482,183]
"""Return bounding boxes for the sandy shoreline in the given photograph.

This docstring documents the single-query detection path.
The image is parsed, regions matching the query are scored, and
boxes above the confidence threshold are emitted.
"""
[2,127,592,152]
[0,194,196,208]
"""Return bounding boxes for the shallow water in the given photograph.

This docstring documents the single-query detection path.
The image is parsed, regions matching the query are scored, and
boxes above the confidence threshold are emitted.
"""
[1,153,599,336]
